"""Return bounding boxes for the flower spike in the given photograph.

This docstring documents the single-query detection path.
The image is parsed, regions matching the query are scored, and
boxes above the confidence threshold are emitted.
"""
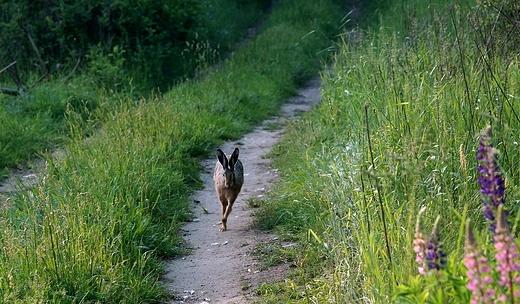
[464,219,495,304]
[476,125,507,234]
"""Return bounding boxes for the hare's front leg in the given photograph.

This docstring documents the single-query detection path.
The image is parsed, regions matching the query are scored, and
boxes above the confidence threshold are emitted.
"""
[221,195,238,232]
[219,198,229,231]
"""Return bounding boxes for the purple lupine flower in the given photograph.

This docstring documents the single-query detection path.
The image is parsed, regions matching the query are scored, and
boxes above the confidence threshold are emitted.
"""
[476,126,507,234]
[425,216,447,271]
[464,220,495,304]
[494,205,520,302]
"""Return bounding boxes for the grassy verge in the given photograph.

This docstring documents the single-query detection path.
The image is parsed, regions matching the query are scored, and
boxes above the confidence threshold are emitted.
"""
[258,0,520,302]
[0,0,345,302]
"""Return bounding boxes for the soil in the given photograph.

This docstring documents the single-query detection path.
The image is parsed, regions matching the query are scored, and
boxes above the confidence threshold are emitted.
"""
[0,165,41,203]
[162,76,322,304]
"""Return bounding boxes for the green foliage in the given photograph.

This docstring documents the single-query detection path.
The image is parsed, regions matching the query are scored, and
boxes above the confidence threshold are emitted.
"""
[394,262,471,304]
[0,104,57,177]
[86,45,127,89]
[397,132,520,304]
[0,0,270,90]
[258,0,520,302]
[0,0,343,301]
[0,75,106,176]
[0,0,201,78]
[472,0,520,59]
[0,0,270,175]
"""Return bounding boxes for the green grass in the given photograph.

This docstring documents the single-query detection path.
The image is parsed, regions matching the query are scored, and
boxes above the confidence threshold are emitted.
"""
[257,0,520,302]
[0,0,345,302]
[0,0,269,179]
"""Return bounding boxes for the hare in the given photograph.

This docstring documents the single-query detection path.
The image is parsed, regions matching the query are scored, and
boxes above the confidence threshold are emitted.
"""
[213,148,244,231]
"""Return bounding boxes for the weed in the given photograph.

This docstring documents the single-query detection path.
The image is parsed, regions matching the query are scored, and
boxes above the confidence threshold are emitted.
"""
[242,283,251,291]
[263,121,285,131]
[247,198,262,208]
[252,239,294,269]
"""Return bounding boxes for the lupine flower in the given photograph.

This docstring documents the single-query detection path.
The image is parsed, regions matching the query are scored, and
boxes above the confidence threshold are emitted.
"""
[476,126,507,234]
[425,216,447,271]
[494,205,520,302]
[414,209,446,274]
[414,207,428,275]
[464,220,495,304]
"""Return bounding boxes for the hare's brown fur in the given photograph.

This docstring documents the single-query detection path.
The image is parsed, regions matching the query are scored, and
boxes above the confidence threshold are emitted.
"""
[213,148,244,231]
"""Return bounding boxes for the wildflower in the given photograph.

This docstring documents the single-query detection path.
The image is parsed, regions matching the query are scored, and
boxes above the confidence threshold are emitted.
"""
[425,216,447,271]
[464,220,495,304]
[414,209,446,274]
[414,207,428,275]
[494,205,520,302]
[476,126,507,234]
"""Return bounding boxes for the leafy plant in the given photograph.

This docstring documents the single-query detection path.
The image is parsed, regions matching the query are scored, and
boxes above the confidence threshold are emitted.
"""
[86,45,126,89]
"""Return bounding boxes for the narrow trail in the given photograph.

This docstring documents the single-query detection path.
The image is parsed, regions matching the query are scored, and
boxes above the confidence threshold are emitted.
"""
[163,76,322,304]
[0,163,43,203]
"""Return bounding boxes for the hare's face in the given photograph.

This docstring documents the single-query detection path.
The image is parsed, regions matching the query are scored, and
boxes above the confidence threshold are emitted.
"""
[223,169,235,187]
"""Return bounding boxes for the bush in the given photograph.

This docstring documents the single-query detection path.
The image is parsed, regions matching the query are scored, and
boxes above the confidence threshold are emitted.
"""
[0,0,271,90]
[0,0,200,84]
[471,0,520,59]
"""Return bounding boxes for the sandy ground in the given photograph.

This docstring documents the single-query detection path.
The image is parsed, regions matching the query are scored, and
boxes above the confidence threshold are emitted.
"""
[162,76,322,304]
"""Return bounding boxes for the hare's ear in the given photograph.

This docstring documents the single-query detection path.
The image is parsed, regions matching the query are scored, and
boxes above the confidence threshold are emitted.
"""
[216,149,228,169]
[229,148,240,169]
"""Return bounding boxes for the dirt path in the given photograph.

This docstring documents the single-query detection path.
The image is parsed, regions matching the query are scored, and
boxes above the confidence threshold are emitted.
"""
[162,76,322,303]
[0,165,41,203]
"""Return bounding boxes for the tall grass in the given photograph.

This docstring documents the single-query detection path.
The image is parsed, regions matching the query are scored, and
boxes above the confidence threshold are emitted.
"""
[258,0,520,302]
[0,0,345,302]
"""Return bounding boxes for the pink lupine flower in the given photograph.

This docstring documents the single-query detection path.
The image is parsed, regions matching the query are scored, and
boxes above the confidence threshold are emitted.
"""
[493,206,520,302]
[414,207,428,275]
[464,220,495,304]
[414,209,446,275]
